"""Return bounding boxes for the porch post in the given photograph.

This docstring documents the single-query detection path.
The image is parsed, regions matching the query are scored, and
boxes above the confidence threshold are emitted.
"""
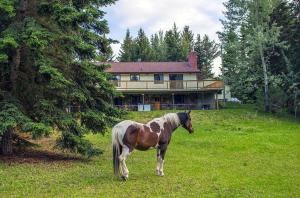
[172,93,175,110]
[216,93,219,110]
[142,94,145,111]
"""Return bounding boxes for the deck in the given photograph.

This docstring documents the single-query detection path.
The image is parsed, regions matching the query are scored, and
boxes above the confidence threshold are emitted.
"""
[111,80,224,92]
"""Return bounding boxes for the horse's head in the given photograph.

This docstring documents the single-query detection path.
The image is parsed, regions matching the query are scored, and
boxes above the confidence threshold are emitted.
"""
[177,110,194,133]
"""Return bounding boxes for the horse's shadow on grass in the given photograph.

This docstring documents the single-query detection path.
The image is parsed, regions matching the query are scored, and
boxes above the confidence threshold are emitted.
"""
[0,149,90,164]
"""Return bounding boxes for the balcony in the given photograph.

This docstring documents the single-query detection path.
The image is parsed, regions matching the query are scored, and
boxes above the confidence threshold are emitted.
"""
[111,80,224,92]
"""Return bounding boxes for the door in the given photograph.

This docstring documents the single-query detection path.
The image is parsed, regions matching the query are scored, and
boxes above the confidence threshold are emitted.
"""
[131,95,141,105]
[169,74,183,89]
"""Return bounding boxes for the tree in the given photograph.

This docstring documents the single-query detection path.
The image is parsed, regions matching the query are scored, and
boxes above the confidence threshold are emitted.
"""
[164,23,182,61]
[180,26,194,60]
[118,29,134,61]
[194,34,219,78]
[268,0,300,114]
[0,0,122,156]
[247,0,283,112]
[133,28,152,61]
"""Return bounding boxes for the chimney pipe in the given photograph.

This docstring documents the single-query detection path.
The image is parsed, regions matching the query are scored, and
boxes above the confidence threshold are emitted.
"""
[188,51,197,70]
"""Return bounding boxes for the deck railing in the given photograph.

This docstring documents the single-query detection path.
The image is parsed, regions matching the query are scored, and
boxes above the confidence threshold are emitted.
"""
[110,80,224,91]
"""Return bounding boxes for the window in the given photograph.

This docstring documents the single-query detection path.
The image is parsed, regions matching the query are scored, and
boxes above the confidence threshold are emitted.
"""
[154,73,164,84]
[130,74,140,81]
[109,74,121,87]
[110,74,120,81]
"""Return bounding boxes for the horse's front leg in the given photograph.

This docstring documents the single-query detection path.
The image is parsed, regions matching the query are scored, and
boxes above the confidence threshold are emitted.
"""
[156,148,161,175]
[156,144,167,176]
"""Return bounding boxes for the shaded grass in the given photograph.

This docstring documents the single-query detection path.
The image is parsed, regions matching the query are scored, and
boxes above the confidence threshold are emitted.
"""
[0,107,300,197]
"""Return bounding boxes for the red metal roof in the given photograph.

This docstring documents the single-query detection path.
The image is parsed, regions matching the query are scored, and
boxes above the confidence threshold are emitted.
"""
[99,62,200,73]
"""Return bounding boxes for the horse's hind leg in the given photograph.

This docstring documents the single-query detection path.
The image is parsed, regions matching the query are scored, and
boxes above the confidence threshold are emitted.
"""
[119,146,130,180]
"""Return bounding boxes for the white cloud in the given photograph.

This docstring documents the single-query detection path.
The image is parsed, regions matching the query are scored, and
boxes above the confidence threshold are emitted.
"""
[105,0,226,76]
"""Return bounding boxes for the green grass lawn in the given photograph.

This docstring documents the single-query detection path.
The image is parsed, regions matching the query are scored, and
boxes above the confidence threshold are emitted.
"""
[1,106,300,197]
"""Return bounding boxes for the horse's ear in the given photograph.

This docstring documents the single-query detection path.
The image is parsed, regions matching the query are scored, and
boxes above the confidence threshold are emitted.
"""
[188,110,191,115]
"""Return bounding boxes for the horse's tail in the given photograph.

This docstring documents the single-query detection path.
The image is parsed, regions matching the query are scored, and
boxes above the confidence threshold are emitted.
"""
[112,126,122,177]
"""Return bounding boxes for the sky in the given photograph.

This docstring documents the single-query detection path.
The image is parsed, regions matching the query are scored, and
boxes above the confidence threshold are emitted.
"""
[104,0,226,76]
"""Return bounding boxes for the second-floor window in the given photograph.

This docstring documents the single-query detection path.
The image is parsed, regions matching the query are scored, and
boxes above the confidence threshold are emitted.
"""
[110,74,120,81]
[154,73,164,84]
[110,74,121,87]
[130,74,140,81]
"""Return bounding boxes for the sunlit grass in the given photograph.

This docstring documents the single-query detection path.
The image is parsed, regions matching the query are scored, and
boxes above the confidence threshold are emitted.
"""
[0,106,299,197]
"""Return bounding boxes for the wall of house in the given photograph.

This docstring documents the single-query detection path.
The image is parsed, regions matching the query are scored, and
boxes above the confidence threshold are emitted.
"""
[117,73,199,90]
[119,73,198,81]
[217,85,231,100]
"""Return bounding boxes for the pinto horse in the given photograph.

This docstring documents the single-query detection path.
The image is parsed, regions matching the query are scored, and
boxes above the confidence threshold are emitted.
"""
[112,111,194,180]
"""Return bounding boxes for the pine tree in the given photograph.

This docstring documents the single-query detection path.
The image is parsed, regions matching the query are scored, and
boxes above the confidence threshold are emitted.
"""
[133,28,151,61]
[118,29,134,61]
[247,0,283,112]
[0,0,122,156]
[150,33,161,61]
[219,0,259,103]
[165,23,182,61]
[149,31,167,61]
[268,0,300,115]
[194,34,219,79]
[180,26,194,60]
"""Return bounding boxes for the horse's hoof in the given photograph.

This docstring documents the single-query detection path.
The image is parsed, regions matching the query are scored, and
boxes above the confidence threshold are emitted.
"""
[120,175,128,181]
[156,170,164,177]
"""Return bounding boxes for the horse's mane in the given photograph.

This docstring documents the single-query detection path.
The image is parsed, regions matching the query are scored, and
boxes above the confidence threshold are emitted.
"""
[163,113,180,130]
[145,113,180,131]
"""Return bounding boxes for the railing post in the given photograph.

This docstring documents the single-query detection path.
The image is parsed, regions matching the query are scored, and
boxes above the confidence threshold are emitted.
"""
[186,81,188,89]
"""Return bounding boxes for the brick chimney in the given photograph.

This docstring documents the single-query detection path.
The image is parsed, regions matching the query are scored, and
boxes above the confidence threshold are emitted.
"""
[188,51,197,69]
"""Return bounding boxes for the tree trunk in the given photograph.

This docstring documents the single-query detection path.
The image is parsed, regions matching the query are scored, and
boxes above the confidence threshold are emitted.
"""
[10,48,20,94]
[1,128,13,155]
[280,48,292,70]
[259,44,270,112]
[295,89,298,118]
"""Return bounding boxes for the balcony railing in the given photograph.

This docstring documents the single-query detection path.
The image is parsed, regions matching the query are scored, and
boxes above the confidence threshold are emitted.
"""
[110,80,224,91]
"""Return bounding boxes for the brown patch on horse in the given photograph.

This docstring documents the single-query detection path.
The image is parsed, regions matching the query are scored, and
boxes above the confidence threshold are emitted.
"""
[123,124,140,152]
[150,122,160,133]
[135,125,159,151]
[123,124,160,151]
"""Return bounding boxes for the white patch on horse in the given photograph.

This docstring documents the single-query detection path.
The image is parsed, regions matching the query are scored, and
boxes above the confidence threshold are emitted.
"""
[163,113,180,129]
[112,120,141,147]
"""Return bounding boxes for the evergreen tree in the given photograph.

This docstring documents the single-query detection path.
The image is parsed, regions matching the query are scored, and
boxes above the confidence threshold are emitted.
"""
[164,23,182,61]
[218,0,258,103]
[149,31,167,61]
[268,0,300,114]
[194,34,219,78]
[247,0,283,112]
[133,28,151,61]
[150,33,161,61]
[118,29,134,61]
[180,26,194,60]
[0,0,122,155]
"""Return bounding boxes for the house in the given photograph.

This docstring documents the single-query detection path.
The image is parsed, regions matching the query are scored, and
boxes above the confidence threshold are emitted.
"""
[102,52,223,111]
[218,85,232,102]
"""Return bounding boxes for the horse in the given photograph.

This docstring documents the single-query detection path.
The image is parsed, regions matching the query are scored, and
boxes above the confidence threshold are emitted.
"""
[112,110,194,180]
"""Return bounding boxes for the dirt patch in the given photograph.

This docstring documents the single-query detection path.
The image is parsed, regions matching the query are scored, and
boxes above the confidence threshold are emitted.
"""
[0,149,90,164]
